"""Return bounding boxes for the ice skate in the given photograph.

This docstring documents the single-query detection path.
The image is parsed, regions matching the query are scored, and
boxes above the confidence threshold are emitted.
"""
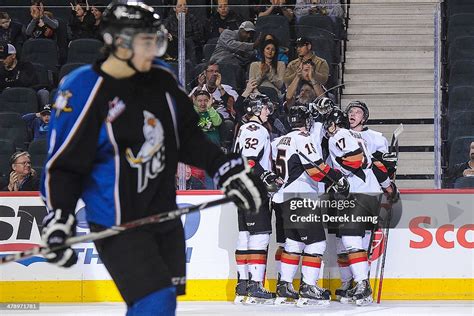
[275,281,299,305]
[296,281,331,307]
[336,279,355,304]
[245,280,276,305]
[352,279,373,306]
[234,279,249,304]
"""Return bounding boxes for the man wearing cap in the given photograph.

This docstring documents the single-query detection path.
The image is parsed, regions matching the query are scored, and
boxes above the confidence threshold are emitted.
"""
[210,20,260,67]
[284,36,329,87]
[22,104,51,141]
[0,41,39,93]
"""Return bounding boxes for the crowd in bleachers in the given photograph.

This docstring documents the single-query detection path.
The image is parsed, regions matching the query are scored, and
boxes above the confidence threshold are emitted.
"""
[443,0,474,188]
[0,0,347,190]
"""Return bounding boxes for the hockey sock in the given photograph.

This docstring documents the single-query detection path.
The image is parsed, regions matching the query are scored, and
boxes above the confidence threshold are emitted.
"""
[275,245,284,278]
[301,253,322,285]
[126,286,176,316]
[348,250,369,282]
[280,250,301,283]
[235,250,249,280]
[337,254,353,283]
[248,250,268,282]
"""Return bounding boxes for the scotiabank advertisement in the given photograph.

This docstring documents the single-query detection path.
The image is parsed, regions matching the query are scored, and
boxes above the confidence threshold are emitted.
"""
[0,190,473,302]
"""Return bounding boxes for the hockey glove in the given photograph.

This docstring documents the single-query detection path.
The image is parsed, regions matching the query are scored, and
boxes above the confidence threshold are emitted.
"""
[383,181,400,204]
[381,153,398,179]
[260,170,284,193]
[41,209,78,268]
[214,153,267,213]
[330,176,350,199]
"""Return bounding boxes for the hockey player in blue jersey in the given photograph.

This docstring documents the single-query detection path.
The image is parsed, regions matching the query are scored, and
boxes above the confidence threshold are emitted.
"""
[39,1,266,315]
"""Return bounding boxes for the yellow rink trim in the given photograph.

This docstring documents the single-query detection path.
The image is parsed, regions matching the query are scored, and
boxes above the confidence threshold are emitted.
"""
[0,279,472,302]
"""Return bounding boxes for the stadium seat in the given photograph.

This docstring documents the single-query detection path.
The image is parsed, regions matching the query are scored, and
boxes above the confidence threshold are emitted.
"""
[307,35,335,65]
[56,18,70,64]
[297,15,336,38]
[218,62,244,90]
[31,63,55,90]
[448,85,474,115]
[448,3,474,17]
[28,139,48,169]
[0,112,29,150]
[447,13,474,42]
[256,15,291,48]
[454,176,474,188]
[229,0,250,20]
[449,136,474,166]
[448,36,474,64]
[21,39,59,69]
[0,88,38,115]
[448,59,474,87]
[0,139,16,179]
[59,63,86,82]
[67,39,103,64]
[203,44,217,63]
[448,110,474,143]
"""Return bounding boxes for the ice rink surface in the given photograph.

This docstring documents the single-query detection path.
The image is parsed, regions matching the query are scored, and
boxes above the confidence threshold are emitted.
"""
[1,301,473,315]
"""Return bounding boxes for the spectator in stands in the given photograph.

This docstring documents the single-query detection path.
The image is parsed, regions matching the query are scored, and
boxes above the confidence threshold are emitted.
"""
[234,78,260,119]
[164,0,205,61]
[294,0,343,22]
[209,0,243,40]
[285,60,322,109]
[25,1,58,40]
[184,165,205,190]
[22,104,51,142]
[2,151,39,192]
[249,39,286,98]
[255,33,288,64]
[447,141,474,182]
[0,42,49,106]
[189,62,238,120]
[194,90,222,146]
[258,0,295,22]
[90,2,104,40]
[284,36,329,87]
[69,0,96,40]
[0,12,25,52]
[210,21,259,67]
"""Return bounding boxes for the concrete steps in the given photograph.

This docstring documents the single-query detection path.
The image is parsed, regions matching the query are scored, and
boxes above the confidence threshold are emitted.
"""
[342,1,437,188]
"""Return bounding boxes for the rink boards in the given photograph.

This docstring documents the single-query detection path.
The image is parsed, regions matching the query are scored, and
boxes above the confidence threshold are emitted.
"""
[0,190,473,302]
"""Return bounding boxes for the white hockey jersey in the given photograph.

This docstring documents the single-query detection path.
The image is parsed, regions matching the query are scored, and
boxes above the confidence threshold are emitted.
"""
[272,130,329,203]
[328,128,382,193]
[350,128,388,155]
[234,121,272,175]
[309,120,327,193]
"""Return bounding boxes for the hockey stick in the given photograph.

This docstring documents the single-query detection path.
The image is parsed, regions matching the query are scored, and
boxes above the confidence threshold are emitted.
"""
[374,123,404,303]
[0,196,235,265]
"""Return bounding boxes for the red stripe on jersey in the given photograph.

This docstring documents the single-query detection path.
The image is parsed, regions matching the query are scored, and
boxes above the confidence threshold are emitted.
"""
[310,164,331,182]
[236,259,247,265]
[248,259,267,265]
[374,160,387,173]
[302,260,322,268]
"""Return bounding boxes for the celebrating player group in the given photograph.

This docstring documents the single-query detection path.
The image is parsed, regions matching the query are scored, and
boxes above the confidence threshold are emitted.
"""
[232,96,400,307]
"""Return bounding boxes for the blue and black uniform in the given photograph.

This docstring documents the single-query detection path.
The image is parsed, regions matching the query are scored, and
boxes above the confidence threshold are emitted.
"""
[40,60,228,305]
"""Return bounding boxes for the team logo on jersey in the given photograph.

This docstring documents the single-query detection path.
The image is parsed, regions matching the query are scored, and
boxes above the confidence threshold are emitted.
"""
[106,97,126,122]
[126,110,166,193]
[53,90,73,117]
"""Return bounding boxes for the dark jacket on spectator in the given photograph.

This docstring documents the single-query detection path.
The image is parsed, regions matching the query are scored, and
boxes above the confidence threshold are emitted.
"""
[446,161,473,185]
[69,10,96,40]
[0,20,25,51]
[0,60,38,92]
[2,172,40,191]
[209,11,243,39]
[164,13,205,47]
[25,15,58,39]
[22,113,49,141]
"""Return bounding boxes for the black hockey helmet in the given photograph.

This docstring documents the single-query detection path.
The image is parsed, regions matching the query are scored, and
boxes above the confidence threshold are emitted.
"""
[288,105,310,129]
[323,109,349,136]
[345,100,369,123]
[309,97,336,118]
[246,95,274,117]
[101,0,168,56]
